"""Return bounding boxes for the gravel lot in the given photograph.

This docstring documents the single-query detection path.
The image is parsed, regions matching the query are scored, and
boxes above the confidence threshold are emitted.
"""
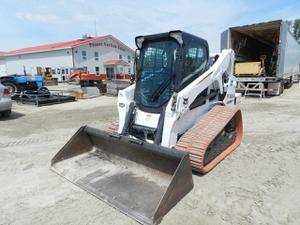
[0,84,299,225]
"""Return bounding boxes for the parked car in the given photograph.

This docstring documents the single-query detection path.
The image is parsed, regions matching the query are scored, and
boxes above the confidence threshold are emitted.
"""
[0,82,12,117]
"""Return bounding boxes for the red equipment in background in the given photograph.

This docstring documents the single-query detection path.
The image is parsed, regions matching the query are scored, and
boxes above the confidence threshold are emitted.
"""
[67,69,107,81]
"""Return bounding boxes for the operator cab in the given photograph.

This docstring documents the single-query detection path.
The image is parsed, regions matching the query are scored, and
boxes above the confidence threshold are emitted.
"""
[134,31,209,113]
[125,31,209,143]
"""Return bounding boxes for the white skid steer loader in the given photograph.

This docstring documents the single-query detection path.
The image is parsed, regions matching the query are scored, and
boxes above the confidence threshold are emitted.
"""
[51,31,243,225]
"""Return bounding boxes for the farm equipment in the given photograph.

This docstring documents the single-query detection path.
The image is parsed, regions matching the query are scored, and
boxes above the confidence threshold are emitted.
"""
[0,75,75,106]
[68,68,106,84]
[36,67,58,86]
[13,89,76,107]
[0,75,44,96]
[68,68,107,96]
[51,31,243,225]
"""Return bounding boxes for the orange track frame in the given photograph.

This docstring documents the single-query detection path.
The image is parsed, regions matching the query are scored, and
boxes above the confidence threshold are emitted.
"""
[175,105,243,173]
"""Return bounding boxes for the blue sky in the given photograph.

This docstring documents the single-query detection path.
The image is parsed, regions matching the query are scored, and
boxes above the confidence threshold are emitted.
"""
[0,0,299,52]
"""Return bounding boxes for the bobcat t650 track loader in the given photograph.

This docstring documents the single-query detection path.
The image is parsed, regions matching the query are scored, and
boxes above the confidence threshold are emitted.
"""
[51,31,243,225]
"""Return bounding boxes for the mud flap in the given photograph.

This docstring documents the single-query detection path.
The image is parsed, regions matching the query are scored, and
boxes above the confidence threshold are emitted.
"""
[51,126,193,225]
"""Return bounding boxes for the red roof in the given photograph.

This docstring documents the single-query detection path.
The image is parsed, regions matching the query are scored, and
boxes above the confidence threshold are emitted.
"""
[0,51,6,56]
[5,35,110,55]
[104,60,129,66]
[4,35,134,56]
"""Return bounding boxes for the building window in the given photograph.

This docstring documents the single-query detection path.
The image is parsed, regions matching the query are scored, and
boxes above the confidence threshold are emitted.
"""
[83,66,88,72]
[128,68,131,74]
[120,67,124,74]
[66,68,69,74]
[128,55,131,63]
[82,51,87,60]
[119,54,122,60]
[62,69,65,74]
[57,68,60,74]
[95,52,99,61]
[95,66,100,75]
[52,69,56,74]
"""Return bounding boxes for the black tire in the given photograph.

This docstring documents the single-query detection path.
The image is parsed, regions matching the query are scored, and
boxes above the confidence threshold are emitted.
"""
[285,77,293,89]
[38,87,49,93]
[2,110,11,118]
[38,86,49,93]
[2,80,19,96]
[38,87,50,97]
[279,81,284,95]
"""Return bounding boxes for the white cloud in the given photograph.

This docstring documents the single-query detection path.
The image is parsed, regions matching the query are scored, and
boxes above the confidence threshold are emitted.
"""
[1,1,299,52]
[16,12,59,23]
[73,14,95,23]
[74,0,246,52]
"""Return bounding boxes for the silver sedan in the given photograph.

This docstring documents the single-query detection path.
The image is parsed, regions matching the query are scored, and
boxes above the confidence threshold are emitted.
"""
[0,82,12,117]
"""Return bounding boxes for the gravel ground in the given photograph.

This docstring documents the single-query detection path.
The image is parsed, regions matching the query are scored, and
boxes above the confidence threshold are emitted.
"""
[0,84,299,225]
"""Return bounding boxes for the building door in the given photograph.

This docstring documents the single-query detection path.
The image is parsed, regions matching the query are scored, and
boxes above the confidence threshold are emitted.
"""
[106,67,114,79]
[57,68,62,82]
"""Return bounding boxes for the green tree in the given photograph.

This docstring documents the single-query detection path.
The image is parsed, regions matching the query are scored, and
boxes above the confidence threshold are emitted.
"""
[293,19,300,42]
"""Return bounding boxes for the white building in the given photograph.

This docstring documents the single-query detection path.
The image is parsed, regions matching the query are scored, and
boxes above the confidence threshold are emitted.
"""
[0,35,135,81]
[0,52,6,76]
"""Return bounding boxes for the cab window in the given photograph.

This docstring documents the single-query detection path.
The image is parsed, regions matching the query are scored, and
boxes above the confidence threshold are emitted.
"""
[181,44,208,89]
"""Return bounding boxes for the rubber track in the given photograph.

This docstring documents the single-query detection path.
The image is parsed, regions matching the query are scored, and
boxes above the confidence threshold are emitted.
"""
[175,105,243,173]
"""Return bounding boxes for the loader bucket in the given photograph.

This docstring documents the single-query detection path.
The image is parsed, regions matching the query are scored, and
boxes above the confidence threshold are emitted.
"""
[51,126,193,225]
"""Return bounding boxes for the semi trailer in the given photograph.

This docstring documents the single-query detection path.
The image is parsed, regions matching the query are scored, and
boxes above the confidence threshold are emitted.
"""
[221,20,300,96]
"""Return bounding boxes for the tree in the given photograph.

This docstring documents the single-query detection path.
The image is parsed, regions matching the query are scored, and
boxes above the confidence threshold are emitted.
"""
[287,19,300,43]
[293,19,300,42]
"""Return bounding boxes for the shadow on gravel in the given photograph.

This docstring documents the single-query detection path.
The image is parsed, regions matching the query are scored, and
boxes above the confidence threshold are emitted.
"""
[0,111,25,121]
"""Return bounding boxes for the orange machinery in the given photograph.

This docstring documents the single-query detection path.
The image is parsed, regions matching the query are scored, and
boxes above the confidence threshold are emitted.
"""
[67,69,107,81]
